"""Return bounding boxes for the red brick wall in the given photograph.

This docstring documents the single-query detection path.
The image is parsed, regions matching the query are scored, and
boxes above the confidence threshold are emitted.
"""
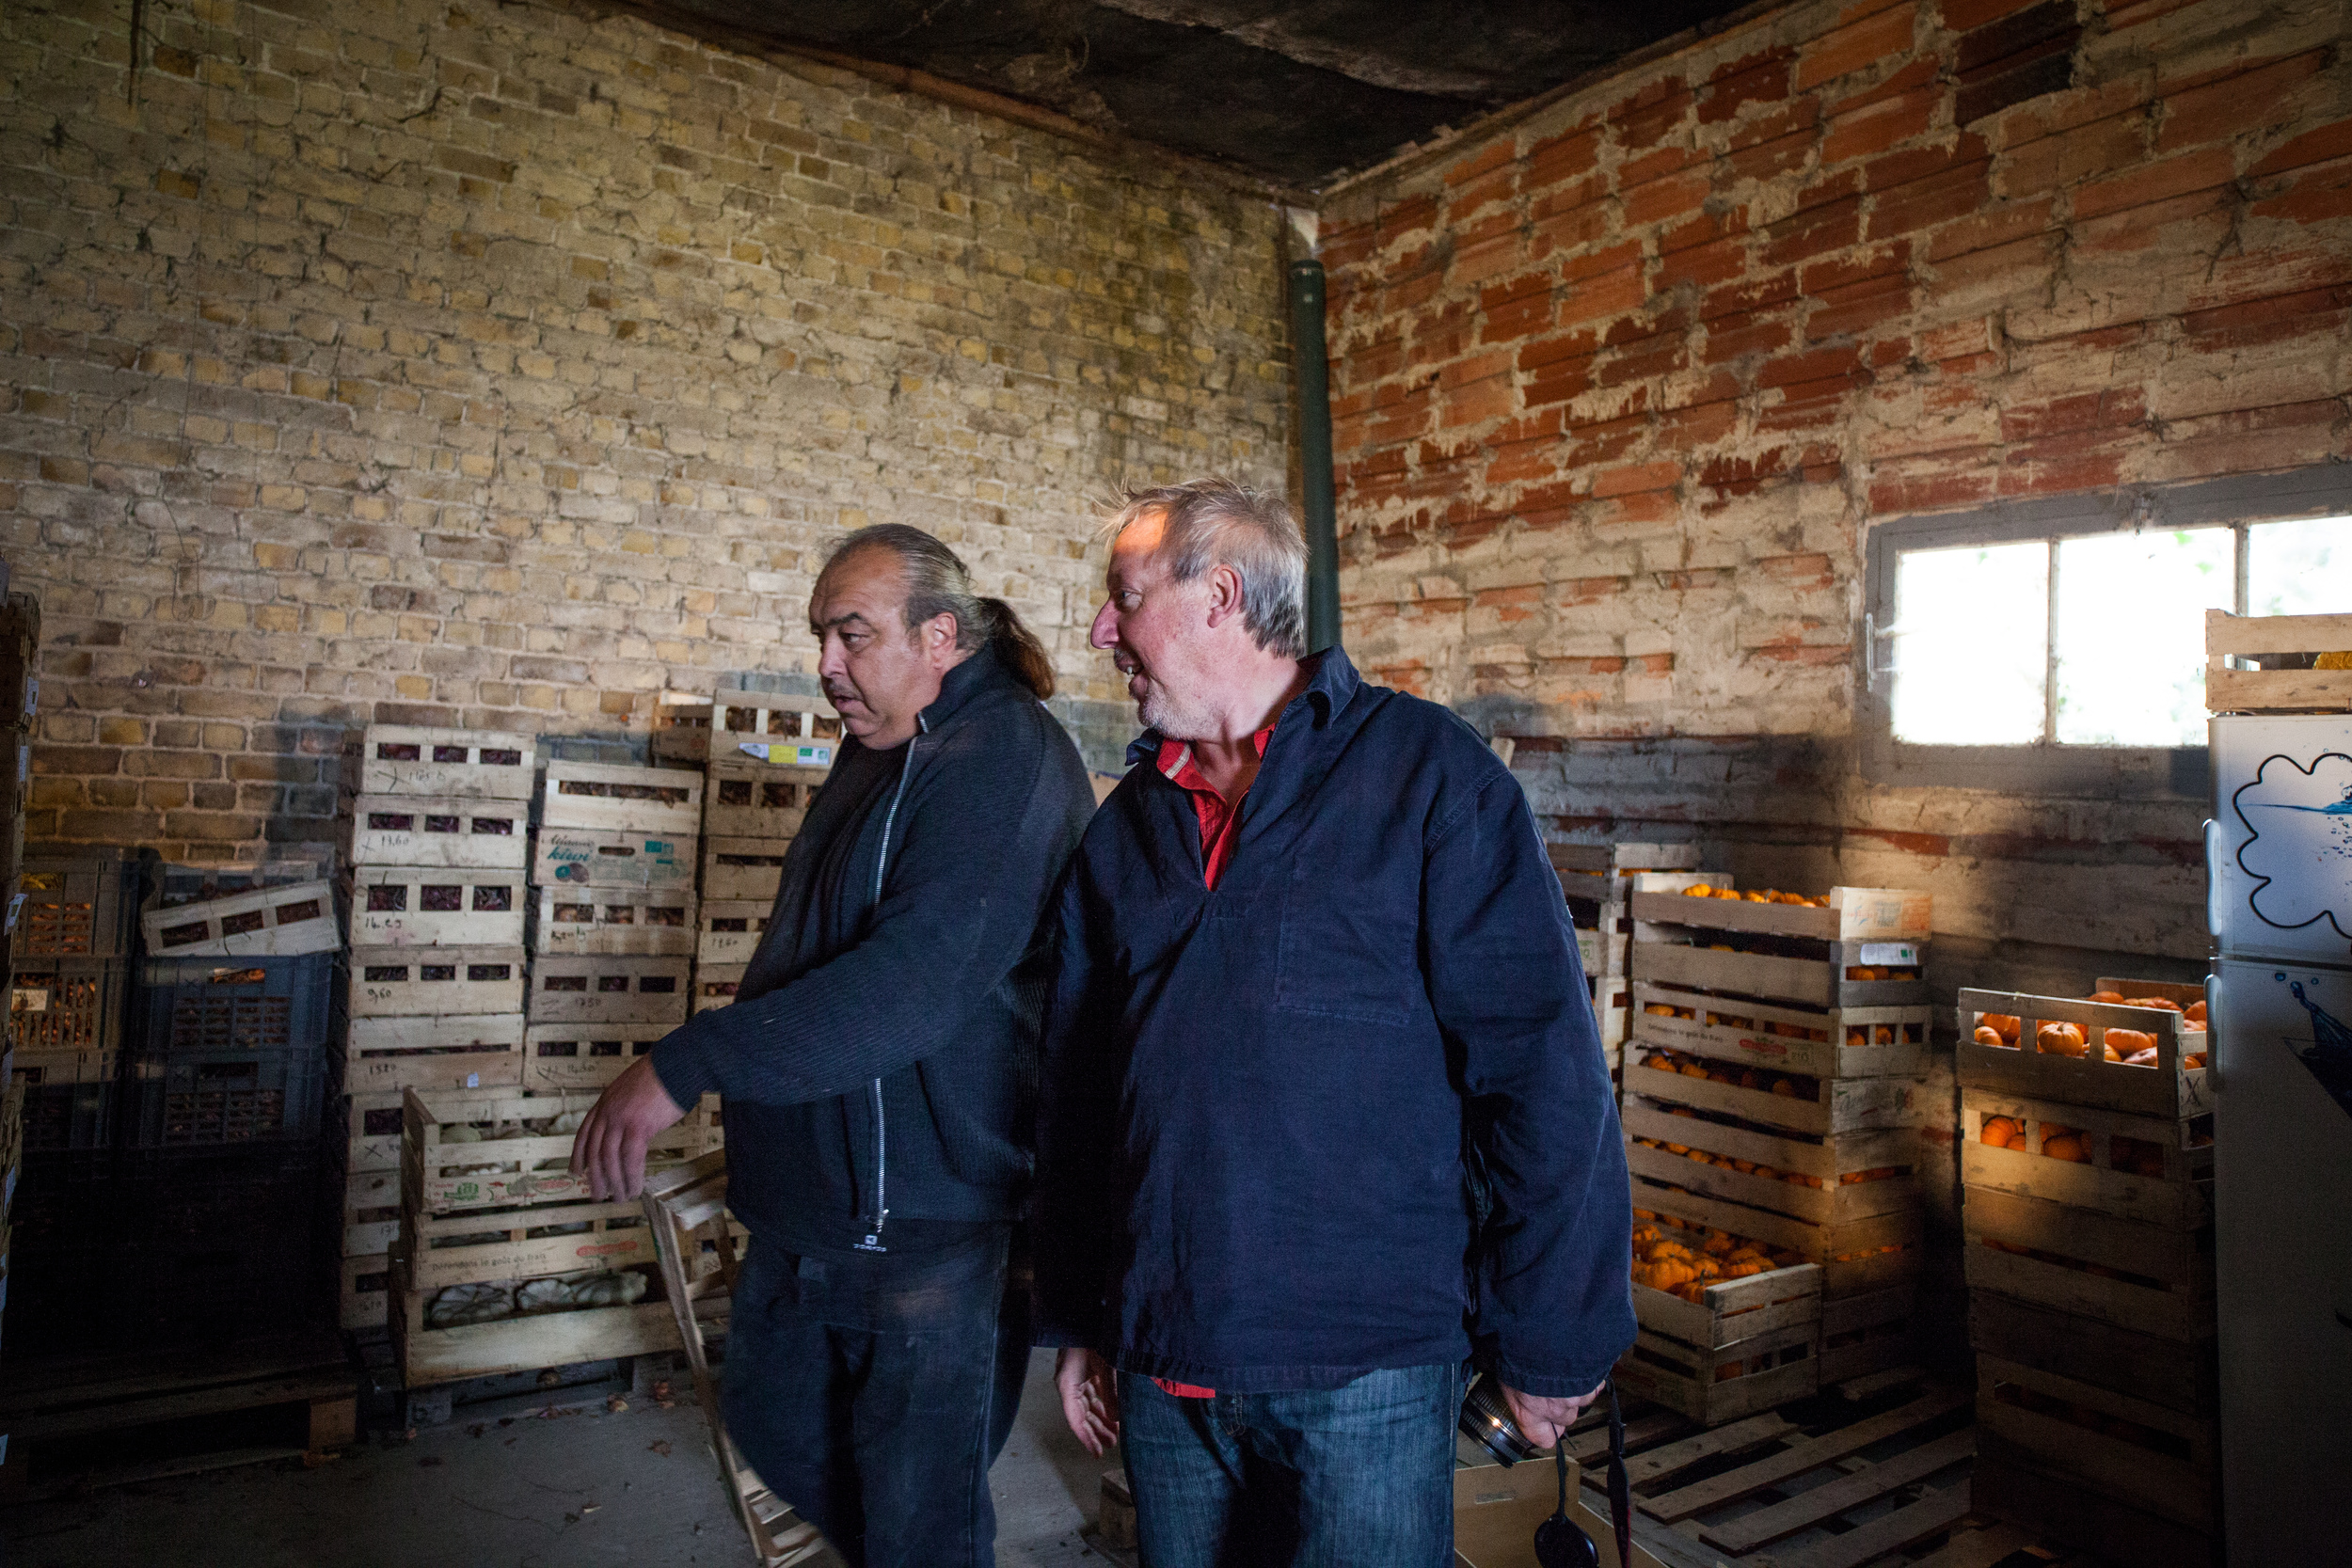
[1317,0,2352,969]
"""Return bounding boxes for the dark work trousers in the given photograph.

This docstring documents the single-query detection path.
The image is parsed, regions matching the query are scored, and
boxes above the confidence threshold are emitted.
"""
[721,1225,1028,1568]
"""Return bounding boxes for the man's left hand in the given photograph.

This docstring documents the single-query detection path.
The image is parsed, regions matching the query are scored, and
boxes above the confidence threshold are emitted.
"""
[569,1055,687,1200]
[1501,1379,1608,1450]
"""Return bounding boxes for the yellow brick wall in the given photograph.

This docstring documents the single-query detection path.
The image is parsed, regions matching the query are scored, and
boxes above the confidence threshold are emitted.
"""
[1,0,1290,858]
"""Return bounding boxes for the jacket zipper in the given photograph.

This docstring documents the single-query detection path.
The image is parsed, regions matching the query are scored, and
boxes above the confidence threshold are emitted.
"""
[856,715,923,1251]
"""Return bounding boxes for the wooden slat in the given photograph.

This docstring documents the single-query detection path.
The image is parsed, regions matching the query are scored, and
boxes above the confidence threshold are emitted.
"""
[1642,1386,1968,1522]
[1899,1522,2036,1568]
[1834,1365,1928,1402]
[1626,1411,1797,1487]
[1700,1428,1975,1554]
[1566,1409,1690,1464]
[1753,1481,1971,1568]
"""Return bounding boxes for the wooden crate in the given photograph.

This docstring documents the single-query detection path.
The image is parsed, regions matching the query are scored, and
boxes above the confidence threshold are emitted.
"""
[703,757,816,840]
[344,1165,401,1256]
[402,1198,657,1291]
[527,955,691,1026]
[1615,1262,1822,1425]
[348,796,529,869]
[1627,982,1931,1080]
[1549,842,1703,879]
[696,901,771,966]
[1629,884,1931,944]
[522,1023,664,1090]
[1623,1043,1931,1139]
[1577,926,1628,980]
[1632,934,1929,1011]
[1973,1431,2212,1568]
[342,1252,389,1332]
[1967,1290,2216,1417]
[1621,1098,1923,1226]
[401,1085,720,1215]
[346,866,525,948]
[530,826,696,890]
[2205,607,2352,712]
[710,693,839,775]
[701,838,790,902]
[1960,1089,2212,1228]
[140,879,341,958]
[358,726,535,799]
[348,945,526,1018]
[1816,1282,1916,1385]
[389,1253,718,1386]
[1962,1186,2214,1342]
[649,689,714,763]
[539,761,703,837]
[1957,983,2210,1122]
[530,886,696,956]
[1633,1179,1921,1298]
[337,1013,526,1094]
[693,963,746,1014]
[1976,1354,2216,1532]
[338,1088,407,1175]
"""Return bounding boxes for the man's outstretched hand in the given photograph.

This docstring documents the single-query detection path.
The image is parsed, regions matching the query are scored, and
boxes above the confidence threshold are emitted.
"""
[1502,1378,1608,1449]
[568,1055,687,1200]
[1056,1348,1121,1456]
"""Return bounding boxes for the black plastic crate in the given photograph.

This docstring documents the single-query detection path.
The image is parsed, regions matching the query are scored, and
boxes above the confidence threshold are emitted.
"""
[13,847,149,959]
[137,951,336,1056]
[11,1065,123,1152]
[126,1045,327,1148]
[117,1141,330,1343]
[8,957,130,1058]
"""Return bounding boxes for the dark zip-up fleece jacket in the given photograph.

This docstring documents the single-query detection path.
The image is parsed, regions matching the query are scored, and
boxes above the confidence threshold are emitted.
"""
[1033,646,1635,1397]
[649,644,1095,1249]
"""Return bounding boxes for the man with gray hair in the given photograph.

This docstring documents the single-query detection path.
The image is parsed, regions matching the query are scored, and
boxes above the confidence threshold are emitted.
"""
[572,524,1095,1568]
[1035,479,1633,1566]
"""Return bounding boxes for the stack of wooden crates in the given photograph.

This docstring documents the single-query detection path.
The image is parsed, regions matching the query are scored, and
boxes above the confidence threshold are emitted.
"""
[690,692,836,1013]
[1548,843,1700,1079]
[1614,879,1935,1422]
[336,726,537,1331]
[1955,980,2216,1568]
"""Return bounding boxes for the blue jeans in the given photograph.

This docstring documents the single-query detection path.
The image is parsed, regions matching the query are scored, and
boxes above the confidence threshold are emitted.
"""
[1117,1363,1462,1568]
[720,1228,1027,1568]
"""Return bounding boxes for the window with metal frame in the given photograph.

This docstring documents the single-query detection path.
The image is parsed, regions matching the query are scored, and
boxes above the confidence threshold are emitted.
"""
[1861,469,2352,795]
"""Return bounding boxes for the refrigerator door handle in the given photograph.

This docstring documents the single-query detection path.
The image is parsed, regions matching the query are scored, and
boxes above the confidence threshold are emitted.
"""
[2204,969,2221,1091]
[2203,817,2227,937]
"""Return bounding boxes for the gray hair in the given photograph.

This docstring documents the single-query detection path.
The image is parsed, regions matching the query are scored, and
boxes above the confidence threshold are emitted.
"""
[1105,479,1308,658]
[819,523,1057,699]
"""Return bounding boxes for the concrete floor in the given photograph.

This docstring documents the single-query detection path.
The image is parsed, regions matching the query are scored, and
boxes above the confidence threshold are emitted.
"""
[2,1350,1114,1568]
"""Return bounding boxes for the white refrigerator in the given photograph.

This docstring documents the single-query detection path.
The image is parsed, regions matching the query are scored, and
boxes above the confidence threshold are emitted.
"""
[2205,714,2352,1564]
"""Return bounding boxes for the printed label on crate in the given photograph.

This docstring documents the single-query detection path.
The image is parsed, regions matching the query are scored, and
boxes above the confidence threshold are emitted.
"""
[1858,942,1919,967]
[736,740,834,768]
[548,838,682,879]
[11,988,46,1013]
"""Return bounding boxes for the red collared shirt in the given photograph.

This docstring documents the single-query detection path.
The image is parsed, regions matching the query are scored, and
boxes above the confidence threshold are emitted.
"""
[1146,720,1276,1399]
[1155,721,1276,892]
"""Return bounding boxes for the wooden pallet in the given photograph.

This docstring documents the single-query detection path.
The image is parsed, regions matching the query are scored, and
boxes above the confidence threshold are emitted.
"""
[521,1022,664,1090]
[358,725,535,799]
[0,1333,357,1496]
[540,761,704,837]
[2205,607,2352,712]
[531,825,698,890]
[531,885,697,956]
[1955,985,2209,1123]
[346,865,527,948]
[702,837,791,902]
[348,945,527,1017]
[349,795,530,868]
[527,954,691,1025]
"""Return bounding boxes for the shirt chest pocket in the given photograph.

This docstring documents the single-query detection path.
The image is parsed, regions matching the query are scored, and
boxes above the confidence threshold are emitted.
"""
[1271,862,1421,1026]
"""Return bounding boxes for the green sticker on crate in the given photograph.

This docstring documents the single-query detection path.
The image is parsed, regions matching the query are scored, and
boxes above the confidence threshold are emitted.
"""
[450,1180,481,1200]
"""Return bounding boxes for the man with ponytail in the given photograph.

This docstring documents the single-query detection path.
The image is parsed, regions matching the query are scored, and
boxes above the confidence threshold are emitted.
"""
[571,524,1095,1568]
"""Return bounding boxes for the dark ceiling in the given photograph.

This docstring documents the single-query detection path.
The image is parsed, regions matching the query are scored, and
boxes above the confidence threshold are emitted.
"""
[645,0,1763,189]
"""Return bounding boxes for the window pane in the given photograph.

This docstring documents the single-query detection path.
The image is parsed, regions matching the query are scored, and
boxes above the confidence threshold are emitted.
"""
[2247,515,2352,617]
[2054,528,2233,747]
[1891,542,2047,745]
